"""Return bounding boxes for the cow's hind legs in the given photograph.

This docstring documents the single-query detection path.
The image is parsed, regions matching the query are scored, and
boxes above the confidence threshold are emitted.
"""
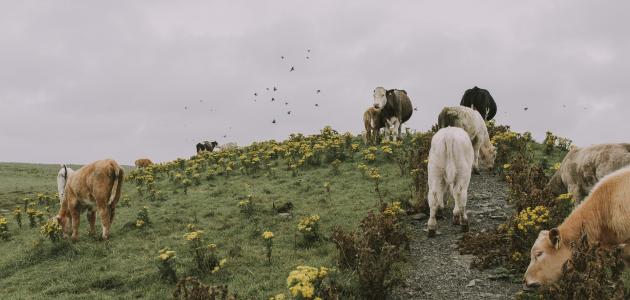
[98,205,112,240]
[87,210,96,236]
[454,185,469,232]
[427,188,443,238]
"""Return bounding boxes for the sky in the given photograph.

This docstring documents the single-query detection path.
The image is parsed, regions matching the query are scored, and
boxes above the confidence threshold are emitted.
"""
[1,1,629,165]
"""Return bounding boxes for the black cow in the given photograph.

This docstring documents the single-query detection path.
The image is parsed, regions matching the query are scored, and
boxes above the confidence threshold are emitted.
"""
[196,141,218,154]
[460,86,497,121]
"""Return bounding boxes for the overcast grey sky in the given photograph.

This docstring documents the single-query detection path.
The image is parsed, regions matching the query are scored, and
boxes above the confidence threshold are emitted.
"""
[1,1,628,165]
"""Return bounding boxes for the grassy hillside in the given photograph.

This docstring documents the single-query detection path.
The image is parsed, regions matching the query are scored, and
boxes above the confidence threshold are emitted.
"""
[0,131,414,299]
[0,127,627,299]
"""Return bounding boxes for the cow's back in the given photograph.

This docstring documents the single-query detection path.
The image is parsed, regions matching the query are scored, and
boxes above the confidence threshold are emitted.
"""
[66,159,120,201]
[559,144,630,192]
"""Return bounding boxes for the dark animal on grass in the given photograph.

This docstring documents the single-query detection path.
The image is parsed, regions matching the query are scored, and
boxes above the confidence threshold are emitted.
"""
[372,87,413,141]
[460,86,497,121]
[196,141,218,154]
[548,143,630,204]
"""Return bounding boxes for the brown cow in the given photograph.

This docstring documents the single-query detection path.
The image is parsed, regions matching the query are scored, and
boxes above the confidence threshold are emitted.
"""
[135,158,153,168]
[363,107,385,145]
[548,143,630,203]
[523,166,630,289]
[55,159,124,241]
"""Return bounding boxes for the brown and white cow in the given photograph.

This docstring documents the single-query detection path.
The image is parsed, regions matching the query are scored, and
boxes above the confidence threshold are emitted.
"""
[438,106,496,173]
[55,159,124,241]
[523,166,630,289]
[548,143,630,203]
[134,158,153,168]
[363,107,385,145]
[372,87,413,141]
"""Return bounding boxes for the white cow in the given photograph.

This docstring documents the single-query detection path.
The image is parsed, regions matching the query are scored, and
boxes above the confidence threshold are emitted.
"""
[438,106,496,173]
[56,164,74,205]
[427,127,475,237]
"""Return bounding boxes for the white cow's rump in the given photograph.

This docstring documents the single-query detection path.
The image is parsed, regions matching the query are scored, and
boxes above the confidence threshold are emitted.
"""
[427,127,475,237]
[56,164,74,205]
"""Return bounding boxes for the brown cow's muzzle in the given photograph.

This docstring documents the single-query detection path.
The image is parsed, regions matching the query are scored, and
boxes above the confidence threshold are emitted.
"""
[522,281,541,291]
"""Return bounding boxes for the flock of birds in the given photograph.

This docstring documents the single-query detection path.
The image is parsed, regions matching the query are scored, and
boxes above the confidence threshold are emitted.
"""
[252,49,322,125]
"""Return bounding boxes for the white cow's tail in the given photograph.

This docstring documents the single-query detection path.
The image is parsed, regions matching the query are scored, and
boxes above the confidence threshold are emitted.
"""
[444,135,457,187]
[108,167,123,206]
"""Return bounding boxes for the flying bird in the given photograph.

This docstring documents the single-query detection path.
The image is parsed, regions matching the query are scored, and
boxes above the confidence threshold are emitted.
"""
[284,102,288,105]
[254,93,258,96]
[287,111,291,115]
[272,119,276,124]
[199,100,203,103]
[307,49,311,52]
[315,104,319,107]
[316,89,321,94]
[524,107,528,111]
[273,86,277,91]
[266,87,270,91]
[290,66,295,72]
[306,56,310,59]
[184,106,188,110]
[414,107,418,111]
[281,56,285,59]
[271,97,275,101]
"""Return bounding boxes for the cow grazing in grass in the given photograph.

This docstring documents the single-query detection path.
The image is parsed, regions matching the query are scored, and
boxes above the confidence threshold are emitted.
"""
[134,158,153,168]
[55,159,124,241]
[363,106,385,145]
[548,143,630,204]
[524,166,630,289]
[196,141,218,154]
[438,106,496,173]
[460,86,497,121]
[427,127,475,237]
[372,87,413,141]
[56,164,74,205]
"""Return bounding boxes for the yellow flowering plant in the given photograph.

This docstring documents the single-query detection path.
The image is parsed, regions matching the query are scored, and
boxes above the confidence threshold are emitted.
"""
[286,266,335,300]
[135,206,150,229]
[262,231,274,263]
[156,248,177,282]
[40,218,63,242]
[297,215,321,243]
[13,206,22,228]
[0,217,10,241]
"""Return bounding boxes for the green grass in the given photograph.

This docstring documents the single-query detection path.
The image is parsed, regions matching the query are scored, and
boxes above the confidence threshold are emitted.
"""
[0,157,412,299]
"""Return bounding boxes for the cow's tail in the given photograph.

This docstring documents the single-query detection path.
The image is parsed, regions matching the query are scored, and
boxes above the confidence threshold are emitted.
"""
[444,134,457,190]
[108,166,124,206]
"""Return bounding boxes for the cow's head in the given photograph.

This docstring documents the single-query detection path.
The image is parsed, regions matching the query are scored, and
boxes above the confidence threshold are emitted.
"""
[479,143,497,170]
[373,87,387,110]
[211,141,218,147]
[523,229,571,290]
[52,214,69,236]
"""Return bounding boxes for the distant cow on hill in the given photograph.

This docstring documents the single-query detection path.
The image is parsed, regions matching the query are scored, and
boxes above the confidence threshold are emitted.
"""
[135,158,153,168]
[372,87,413,141]
[548,143,630,203]
[55,159,124,241]
[460,86,497,121]
[196,141,218,154]
[363,107,386,145]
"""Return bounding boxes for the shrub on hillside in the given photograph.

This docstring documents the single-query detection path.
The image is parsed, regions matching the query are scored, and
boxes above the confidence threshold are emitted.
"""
[331,203,409,299]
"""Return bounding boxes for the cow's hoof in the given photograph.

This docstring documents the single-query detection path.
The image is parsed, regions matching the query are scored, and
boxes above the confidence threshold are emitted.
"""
[473,168,481,175]
[461,224,469,233]
[452,215,460,225]
[428,229,436,238]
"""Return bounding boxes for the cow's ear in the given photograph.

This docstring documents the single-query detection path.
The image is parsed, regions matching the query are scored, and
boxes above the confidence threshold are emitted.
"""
[549,228,561,250]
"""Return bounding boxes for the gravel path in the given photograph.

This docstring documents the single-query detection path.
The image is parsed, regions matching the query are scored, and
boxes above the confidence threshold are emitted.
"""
[394,172,522,299]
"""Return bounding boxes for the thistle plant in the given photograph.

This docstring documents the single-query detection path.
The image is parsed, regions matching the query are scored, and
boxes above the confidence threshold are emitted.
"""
[0,217,10,241]
[237,195,255,216]
[369,168,383,206]
[330,159,341,175]
[136,206,150,228]
[40,218,63,243]
[262,231,274,264]
[13,207,22,228]
[157,248,178,282]
[297,215,321,244]
[184,229,226,274]
[26,207,38,228]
